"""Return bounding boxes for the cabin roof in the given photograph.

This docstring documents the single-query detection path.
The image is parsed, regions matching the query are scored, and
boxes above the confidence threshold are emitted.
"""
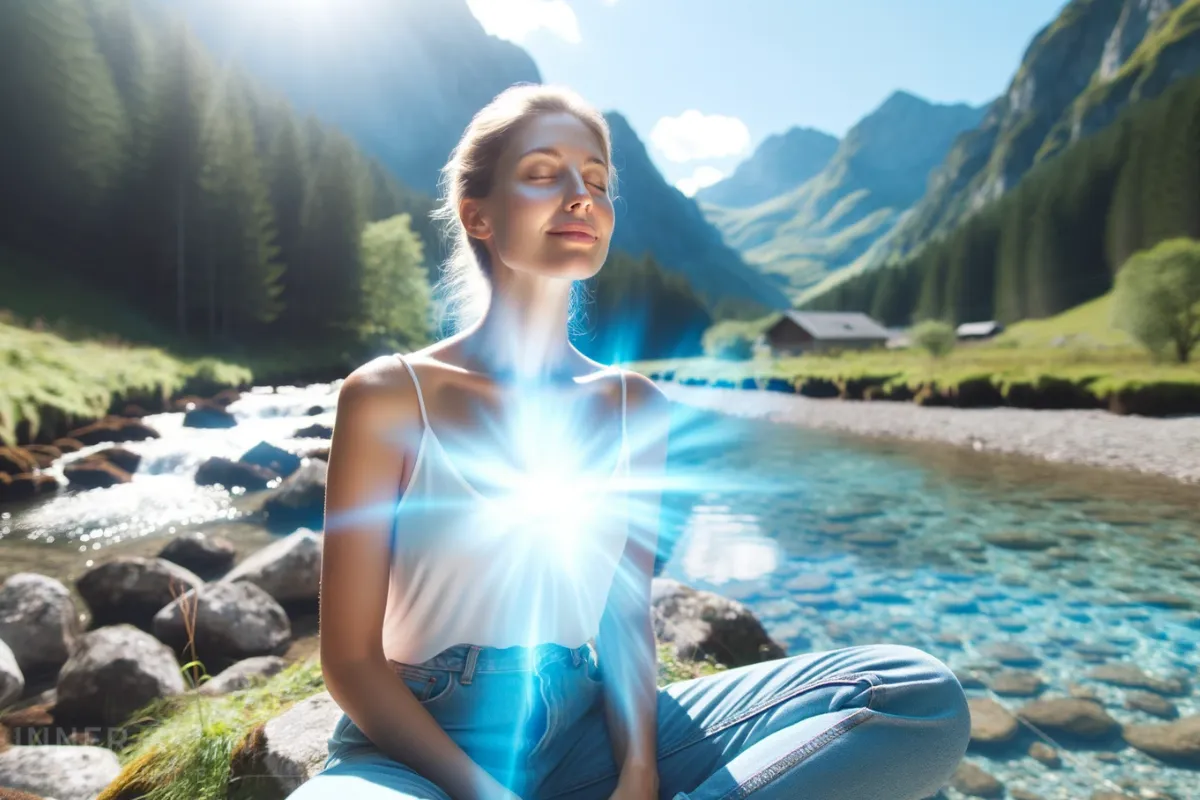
[770,311,892,341]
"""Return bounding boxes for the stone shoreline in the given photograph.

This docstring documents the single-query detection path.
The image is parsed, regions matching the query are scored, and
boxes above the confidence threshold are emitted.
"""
[660,383,1200,486]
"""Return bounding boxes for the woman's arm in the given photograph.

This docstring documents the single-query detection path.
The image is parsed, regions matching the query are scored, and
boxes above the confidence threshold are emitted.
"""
[320,359,516,800]
[595,375,672,796]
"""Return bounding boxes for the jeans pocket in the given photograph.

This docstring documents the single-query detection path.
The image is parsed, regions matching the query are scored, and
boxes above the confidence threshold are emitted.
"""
[392,663,459,705]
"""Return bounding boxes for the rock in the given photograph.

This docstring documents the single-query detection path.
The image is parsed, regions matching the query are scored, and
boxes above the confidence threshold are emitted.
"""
[17,445,59,470]
[194,457,277,491]
[222,529,322,606]
[238,442,302,480]
[954,669,984,688]
[978,642,1041,667]
[990,669,1045,697]
[65,417,159,447]
[982,531,1056,551]
[1028,741,1061,768]
[1122,715,1200,766]
[1017,698,1119,740]
[650,578,786,668]
[183,405,237,429]
[0,474,58,504]
[198,656,287,696]
[153,581,291,670]
[0,574,80,681]
[1088,663,1188,695]
[0,448,39,477]
[784,574,833,593]
[228,691,343,800]
[62,458,131,489]
[75,558,203,631]
[291,423,332,439]
[54,625,185,728]
[968,697,1018,744]
[88,447,140,475]
[1124,690,1178,719]
[0,639,24,709]
[156,532,237,579]
[52,438,84,454]
[261,459,327,533]
[950,761,1004,798]
[0,745,120,800]
[1133,593,1193,609]
[0,787,49,800]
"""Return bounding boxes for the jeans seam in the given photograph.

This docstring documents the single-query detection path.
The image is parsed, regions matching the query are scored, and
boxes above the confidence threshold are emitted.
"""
[543,671,882,798]
[715,705,874,800]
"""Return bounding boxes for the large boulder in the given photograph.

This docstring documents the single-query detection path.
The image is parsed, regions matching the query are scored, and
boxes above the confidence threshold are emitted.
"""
[87,447,140,475]
[261,460,327,533]
[0,638,25,708]
[54,625,186,728]
[0,449,39,477]
[153,581,291,671]
[194,457,277,492]
[0,574,80,681]
[228,691,343,800]
[0,745,120,800]
[0,473,58,505]
[182,404,237,429]
[1016,698,1119,740]
[75,557,203,632]
[222,529,322,606]
[650,578,786,668]
[198,656,287,696]
[156,533,237,580]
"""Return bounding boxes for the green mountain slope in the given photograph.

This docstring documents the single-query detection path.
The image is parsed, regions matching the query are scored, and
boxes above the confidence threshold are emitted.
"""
[702,91,984,302]
[694,126,838,208]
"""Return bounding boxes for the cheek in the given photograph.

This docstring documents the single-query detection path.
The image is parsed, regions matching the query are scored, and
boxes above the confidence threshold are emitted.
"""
[496,185,558,242]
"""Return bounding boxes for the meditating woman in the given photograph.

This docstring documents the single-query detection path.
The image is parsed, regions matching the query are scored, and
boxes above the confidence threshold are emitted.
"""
[290,84,971,800]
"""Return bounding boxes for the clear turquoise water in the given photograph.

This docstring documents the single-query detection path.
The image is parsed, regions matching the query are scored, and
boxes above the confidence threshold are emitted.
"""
[657,408,1200,799]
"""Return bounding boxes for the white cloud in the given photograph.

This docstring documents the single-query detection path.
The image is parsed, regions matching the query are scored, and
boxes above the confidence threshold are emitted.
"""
[466,0,581,44]
[650,110,751,163]
[675,166,727,197]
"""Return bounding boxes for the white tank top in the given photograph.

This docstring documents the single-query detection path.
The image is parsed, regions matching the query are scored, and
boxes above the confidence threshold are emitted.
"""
[380,354,631,666]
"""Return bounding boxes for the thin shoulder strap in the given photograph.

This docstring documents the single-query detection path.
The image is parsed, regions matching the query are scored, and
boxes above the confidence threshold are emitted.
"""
[618,367,628,451]
[395,354,429,428]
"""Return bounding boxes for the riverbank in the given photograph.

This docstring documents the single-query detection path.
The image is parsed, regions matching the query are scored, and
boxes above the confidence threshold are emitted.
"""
[660,382,1200,486]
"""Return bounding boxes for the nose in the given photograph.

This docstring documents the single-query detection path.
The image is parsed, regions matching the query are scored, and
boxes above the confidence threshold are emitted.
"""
[563,170,591,212]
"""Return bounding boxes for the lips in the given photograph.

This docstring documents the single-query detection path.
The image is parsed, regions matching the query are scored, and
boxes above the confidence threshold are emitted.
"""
[548,223,598,242]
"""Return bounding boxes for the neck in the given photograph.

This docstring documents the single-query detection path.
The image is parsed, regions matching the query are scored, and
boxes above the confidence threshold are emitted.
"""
[458,267,580,385]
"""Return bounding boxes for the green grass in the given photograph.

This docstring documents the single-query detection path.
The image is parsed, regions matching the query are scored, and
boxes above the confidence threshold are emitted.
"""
[995,293,1133,348]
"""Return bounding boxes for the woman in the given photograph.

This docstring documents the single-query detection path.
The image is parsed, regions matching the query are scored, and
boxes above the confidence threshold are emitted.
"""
[290,84,970,800]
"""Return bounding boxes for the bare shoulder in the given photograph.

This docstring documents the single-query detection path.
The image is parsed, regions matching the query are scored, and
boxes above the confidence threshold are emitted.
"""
[622,369,670,417]
[621,369,671,457]
[333,353,427,437]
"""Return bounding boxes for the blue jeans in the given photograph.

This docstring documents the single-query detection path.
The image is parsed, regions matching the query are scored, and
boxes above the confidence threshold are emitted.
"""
[287,641,970,799]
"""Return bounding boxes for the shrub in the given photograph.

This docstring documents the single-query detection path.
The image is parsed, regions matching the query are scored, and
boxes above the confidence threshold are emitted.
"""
[910,320,957,358]
[701,321,756,361]
[1111,237,1200,363]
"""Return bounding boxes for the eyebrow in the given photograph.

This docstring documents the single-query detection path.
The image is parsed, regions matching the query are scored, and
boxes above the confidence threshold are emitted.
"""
[518,146,607,167]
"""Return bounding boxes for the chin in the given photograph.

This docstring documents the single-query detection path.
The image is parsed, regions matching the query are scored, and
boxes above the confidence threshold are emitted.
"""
[538,250,609,280]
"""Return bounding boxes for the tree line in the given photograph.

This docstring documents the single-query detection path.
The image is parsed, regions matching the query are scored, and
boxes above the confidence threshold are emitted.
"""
[0,0,435,350]
[802,70,1200,328]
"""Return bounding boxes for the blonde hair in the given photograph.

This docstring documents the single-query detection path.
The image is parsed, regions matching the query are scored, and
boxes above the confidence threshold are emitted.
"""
[430,83,617,337]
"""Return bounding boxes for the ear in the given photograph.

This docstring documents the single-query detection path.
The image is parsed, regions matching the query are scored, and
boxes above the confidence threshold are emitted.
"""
[459,197,492,240]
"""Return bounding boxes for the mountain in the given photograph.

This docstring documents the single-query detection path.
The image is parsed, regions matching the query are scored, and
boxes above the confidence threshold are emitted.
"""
[164,0,788,313]
[702,91,985,301]
[160,0,540,194]
[694,127,839,208]
[605,113,790,312]
[842,0,1200,287]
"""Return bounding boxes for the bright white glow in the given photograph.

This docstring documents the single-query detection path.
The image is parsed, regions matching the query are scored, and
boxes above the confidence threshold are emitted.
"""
[676,165,726,197]
[679,505,779,584]
[466,0,582,44]
[650,110,751,163]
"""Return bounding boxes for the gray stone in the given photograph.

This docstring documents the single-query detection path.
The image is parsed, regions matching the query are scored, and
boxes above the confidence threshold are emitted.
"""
[990,669,1045,697]
[1088,663,1188,696]
[950,761,1004,797]
[55,624,185,728]
[157,532,237,579]
[0,745,120,800]
[262,459,327,532]
[968,697,1018,744]
[153,581,291,669]
[1124,690,1178,719]
[0,573,80,680]
[1017,698,1119,740]
[222,529,322,605]
[228,691,344,799]
[1123,715,1200,766]
[199,656,288,696]
[75,557,203,631]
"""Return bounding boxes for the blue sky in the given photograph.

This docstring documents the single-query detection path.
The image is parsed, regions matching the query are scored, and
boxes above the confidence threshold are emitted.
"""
[466,0,1069,194]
